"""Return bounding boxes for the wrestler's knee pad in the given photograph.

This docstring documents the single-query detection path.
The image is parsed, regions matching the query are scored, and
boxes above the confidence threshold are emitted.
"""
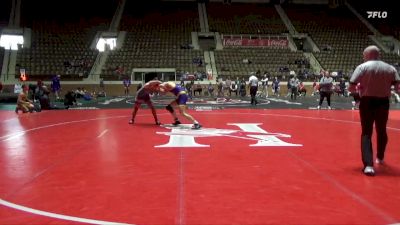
[166,104,174,113]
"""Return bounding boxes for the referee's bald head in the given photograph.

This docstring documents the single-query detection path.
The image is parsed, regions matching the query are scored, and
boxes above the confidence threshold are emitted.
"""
[363,45,380,61]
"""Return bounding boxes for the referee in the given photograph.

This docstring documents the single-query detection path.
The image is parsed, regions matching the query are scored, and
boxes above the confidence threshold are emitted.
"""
[349,45,400,176]
[249,74,259,105]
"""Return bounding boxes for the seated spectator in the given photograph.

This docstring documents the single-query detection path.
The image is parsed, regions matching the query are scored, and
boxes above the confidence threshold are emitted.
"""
[192,57,203,66]
[180,43,193,49]
[33,80,44,101]
[312,82,320,96]
[83,91,93,101]
[229,82,238,96]
[298,82,307,96]
[75,87,85,98]
[38,85,51,110]
[64,90,77,109]
[195,71,205,80]
[322,44,333,51]
[279,66,289,72]
[242,58,251,64]
[97,90,106,98]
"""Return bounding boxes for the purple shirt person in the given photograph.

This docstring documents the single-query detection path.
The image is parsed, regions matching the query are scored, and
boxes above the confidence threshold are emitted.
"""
[51,74,61,99]
[123,76,131,96]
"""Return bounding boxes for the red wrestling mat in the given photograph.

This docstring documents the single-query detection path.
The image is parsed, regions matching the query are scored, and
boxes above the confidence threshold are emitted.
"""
[0,109,400,225]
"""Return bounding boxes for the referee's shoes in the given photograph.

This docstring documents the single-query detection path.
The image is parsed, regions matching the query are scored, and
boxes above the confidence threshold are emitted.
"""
[363,166,375,176]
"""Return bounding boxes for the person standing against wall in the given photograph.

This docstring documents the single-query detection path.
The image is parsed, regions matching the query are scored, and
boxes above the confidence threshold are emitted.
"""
[51,74,61,100]
[123,75,131,97]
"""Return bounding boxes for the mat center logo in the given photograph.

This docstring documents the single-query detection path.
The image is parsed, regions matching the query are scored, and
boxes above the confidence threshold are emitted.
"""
[156,123,302,148]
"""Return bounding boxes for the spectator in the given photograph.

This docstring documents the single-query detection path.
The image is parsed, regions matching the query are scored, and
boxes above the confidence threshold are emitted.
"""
[261,73,269,98]
[51,74,61,100]
[286,77,292,97]
[225,77,232,96]
[239,78,247,97]
[207,82,215,97]
[312,78,319,96]
[217,78,224,97]
[75,87,85,98]
[298,81,307,96]
[33,80,44,101]
[100,78,105,92]
[38,85,61,110]
[115,66,125,79]
[83,91,93,101]
[272,77,280,97]
[192,57,203,66]
[185,81,193,99]
[193,82,203,96]
[123,76,131,97]
[14,83,22,94]
[243,58,251,64]
[338,78,347,96]
[229,81,238,96]
[64,90,77,109]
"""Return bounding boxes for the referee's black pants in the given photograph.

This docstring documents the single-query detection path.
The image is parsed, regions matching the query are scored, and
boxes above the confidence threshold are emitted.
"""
[318,91,331,107]
[250,86,258,105]
[359,96,389,167]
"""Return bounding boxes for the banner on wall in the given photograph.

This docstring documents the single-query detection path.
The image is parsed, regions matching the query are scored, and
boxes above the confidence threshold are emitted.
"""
[222,37,288,47]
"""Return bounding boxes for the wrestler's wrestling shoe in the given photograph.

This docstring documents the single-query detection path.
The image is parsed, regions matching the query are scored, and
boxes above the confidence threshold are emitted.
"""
[129,119,134,124]
[363,166,375,176]
[155,121,161,125]
[172,120,181,126]
[192,123,202,129]
[375,158,384,165]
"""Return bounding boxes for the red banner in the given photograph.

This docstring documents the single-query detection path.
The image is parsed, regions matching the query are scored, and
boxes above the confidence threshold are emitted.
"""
[223,38,288,47]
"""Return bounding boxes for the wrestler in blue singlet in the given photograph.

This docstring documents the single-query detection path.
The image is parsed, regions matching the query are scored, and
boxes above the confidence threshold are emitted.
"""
[170,84,188,105]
